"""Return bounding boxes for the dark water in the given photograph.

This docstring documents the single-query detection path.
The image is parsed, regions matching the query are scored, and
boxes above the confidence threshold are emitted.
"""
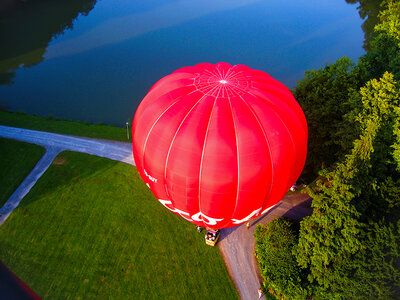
[0,0,380,126]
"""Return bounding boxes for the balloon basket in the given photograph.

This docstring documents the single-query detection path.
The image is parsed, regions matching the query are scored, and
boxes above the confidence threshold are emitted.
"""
[205,229,220,246]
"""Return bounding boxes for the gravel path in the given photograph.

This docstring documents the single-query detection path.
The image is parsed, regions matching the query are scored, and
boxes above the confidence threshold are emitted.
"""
[0,125,313,299]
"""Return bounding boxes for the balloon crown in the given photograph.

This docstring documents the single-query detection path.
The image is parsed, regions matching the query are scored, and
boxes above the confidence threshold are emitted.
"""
[192,64,252,97]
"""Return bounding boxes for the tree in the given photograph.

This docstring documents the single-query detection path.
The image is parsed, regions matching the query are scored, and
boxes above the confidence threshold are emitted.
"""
[294,73,400,298]
[336,220,400,299]
[293,57,366,175]
[375,0,400,46]
[295,1,400,179]
[254,218,310,299]
[359,0,400,82]
[359,33,400,82]
[257,9,400,298]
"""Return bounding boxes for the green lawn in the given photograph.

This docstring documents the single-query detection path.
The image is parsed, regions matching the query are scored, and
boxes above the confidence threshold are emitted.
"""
[0,151,238,299]
[0,138,45,206]
[0,111,131,142]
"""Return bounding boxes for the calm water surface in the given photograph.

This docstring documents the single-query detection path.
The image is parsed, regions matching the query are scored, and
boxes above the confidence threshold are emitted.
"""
[0,0,372,125]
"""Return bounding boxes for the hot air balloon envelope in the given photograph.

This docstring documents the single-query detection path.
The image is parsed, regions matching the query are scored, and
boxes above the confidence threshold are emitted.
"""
[132,62,307,229]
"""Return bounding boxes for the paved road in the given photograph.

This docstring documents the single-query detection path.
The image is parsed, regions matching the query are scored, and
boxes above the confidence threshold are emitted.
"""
[218,194,312,300]
[0,146,61,225]
[0,125,134,225]
[0,125,134,165]
[0,125,312,300]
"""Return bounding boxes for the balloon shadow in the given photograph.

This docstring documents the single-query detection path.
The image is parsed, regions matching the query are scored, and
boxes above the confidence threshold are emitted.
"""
[219,224,241,242]
[219,196,313,241]
[219,202,284,241]
[248,202,283,229]
[281,198,313,221]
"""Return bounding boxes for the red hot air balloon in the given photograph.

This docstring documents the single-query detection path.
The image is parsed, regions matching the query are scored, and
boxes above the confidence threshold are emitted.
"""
[132,62,307,229]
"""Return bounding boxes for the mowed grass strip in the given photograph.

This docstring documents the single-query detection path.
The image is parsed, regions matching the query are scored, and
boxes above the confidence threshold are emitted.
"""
[0,151,238,299]
[0,138,45,206]
[0,111,130,142]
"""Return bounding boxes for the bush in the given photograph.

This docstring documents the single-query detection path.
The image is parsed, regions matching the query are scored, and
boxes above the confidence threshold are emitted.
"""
[254,218,311,299]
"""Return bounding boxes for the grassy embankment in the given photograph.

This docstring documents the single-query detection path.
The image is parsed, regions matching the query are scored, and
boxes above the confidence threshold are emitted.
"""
[0,110,131,142]
[0,138,45,206]
[0,151,238,299]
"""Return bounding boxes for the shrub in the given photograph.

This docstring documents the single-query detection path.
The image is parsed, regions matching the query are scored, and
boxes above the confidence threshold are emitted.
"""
[254,218,310,299]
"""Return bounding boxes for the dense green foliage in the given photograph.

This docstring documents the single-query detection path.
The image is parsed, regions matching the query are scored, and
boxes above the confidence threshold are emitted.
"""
[0,110,131,142]
[295,73,400,299]
[256,2,400,299]
[294,38,400,175]
[0,151,238,299]
[293,57,366,173]
[259,72,400,300]
[294,1,400,175]
[254,218,309,300]
[359,33,400,82]
[0,138,45,206]
[375,0,400,46]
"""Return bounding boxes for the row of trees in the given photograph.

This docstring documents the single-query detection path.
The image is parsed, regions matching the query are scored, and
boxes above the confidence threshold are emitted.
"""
[255,1,400,299]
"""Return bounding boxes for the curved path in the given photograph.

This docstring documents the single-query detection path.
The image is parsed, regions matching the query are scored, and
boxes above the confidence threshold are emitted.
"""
[218,194,312,300]
[0,125,134,165]
[0,125,134,225]
[0,125,312,300]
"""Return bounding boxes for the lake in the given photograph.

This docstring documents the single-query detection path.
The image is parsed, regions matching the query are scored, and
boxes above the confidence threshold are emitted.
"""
[0,0,378,126]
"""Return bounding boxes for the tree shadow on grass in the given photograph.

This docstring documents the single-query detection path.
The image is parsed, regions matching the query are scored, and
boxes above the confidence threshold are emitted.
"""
[0,138,46,207]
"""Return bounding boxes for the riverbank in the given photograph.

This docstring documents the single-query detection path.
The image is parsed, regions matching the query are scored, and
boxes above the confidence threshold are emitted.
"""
[0,111,131,142]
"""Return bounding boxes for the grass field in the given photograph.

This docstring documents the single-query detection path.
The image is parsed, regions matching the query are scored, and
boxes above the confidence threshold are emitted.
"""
[0,111,131,142]
[0,151,238,299]
[0,138,45,206]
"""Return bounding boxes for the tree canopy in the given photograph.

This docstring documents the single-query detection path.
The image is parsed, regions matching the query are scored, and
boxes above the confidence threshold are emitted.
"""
[375,0,400,46]
[294,72,400,299]
[256,2,400,298]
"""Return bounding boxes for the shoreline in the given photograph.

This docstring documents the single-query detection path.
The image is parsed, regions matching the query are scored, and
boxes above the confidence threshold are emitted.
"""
[0,110,132,142]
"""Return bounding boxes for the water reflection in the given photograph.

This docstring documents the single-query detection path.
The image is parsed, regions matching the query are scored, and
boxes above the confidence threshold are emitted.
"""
[0,0,97,85]
[346,0,383,50]
[45,0,261,59]
[0,0,374,125]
